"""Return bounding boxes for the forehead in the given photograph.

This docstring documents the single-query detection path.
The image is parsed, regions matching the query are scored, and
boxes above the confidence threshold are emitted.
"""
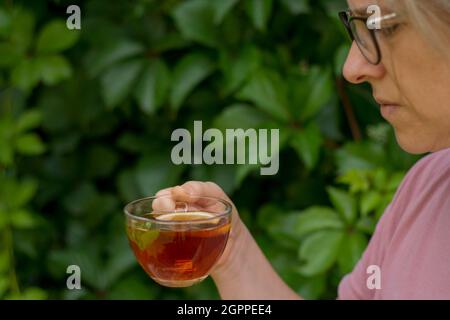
[347,0,391,14]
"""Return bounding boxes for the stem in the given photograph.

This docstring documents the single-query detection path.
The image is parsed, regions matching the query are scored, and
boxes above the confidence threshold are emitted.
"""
[336,76,362,142]
[4,225,20,295]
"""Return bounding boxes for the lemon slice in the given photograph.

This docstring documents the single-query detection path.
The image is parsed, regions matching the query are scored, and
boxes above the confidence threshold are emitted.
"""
[155,211,218,223]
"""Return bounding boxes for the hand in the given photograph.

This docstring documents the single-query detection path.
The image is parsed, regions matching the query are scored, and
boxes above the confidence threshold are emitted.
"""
[153,181,246,278]
[153,181,300,299]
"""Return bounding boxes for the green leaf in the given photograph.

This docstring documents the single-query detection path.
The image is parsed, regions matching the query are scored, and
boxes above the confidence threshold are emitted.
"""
[267,213,306,248]
[280,0,310,15]
[0,43,22,67]
[295,207,344,238]
[386,172,405,191]
[101,59,144,108]
[220,46,261,96]
[16,110,42,133]
[372,168,388,190]
[212,0,240,24]
[11,59,41,91]
[37,55,72,85]
[290,123,323,170]
[245,0,273,32]
[0,118,15,165]
[0,250,9,273]
[107,275,159,300]
[237,68,291,122]
[135,154,184,196]
[36,20,79,54]
[103,236,137,288]
[337,232,368,275]
[256,204,283,233]
[117,169,141,202]
[172,0,220,47]
[355,216,377,235]
[9,9,35,52]
[300,67,334,121]
[19,288,48,300]
[170,53,215,111]
[337,169,370,193]
[296,274,327,300]
[127,227,160,251]
[0,210,8,231]
[86,40,145,77]
[327,187,357,225]
[0,145,13,166]
[334,44,350,76]
[336,142,385,175]
[84,145,118,178]
[367,123,390,143]
[48,248,102,290]
[213,103,270,130]
[152,33,191,53]
[375,194,393,220]
[298,230,345,276]
[9,179,38,208]
[15,133,46,155]
[360,191,382,216]
[10,209,36,229]
[235,163,260,187]
[0,8,11,36]
[0,277,9,297]
[133,60,171,115]
[62,183,97,216]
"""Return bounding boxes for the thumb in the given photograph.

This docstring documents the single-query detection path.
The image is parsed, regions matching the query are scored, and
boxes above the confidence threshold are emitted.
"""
[152,181,232,212]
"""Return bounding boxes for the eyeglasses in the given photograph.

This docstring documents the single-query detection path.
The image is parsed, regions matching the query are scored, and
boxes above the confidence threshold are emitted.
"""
[339,10,398,65]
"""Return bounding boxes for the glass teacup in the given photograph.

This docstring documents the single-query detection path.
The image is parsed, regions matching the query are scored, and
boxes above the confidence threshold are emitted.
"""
[124,194,232,287]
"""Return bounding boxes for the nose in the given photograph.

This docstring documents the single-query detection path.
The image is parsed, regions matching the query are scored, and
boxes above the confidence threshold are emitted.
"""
[343,42,385,84]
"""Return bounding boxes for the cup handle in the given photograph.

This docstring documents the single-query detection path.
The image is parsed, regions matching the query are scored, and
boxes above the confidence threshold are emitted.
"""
[175,201,188,213]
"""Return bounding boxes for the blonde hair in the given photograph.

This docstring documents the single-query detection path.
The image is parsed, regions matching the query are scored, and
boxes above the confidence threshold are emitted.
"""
[390,0,450,55]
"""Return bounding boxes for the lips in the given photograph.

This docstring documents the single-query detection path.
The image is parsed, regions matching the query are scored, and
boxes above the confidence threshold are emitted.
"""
[374,97,401,118]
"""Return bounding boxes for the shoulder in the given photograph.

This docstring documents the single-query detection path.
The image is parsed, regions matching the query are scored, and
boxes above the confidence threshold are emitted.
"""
[337,148,450,300]
[396,147,450,197]
[410,147,450,176]
[382,147,450,229]
[385,147,450,227]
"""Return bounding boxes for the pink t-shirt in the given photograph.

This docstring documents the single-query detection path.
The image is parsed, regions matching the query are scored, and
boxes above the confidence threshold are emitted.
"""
[338,147,450,300]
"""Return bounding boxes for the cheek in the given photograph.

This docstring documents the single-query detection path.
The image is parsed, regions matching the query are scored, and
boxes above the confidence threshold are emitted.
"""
[387,31,449,119]
[390,69,448,153]
[391,73,450,153]
[398,56,450,126]
[381,35,450,152]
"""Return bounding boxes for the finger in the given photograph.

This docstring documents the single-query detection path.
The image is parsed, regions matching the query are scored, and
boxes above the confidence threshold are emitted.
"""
[152,196,176,212]
[178,181,234,210]
[155,187,173,197]
[179,181,229,200]
[172,185,197,202]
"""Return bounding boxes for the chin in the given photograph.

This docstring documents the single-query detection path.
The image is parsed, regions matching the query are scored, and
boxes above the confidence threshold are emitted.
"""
[394,131,430,155]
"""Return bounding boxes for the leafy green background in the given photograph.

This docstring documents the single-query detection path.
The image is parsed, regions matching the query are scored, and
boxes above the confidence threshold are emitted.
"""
[0,0,420,299]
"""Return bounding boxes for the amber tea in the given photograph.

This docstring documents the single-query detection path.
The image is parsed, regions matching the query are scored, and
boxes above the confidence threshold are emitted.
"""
[125,196,232,287]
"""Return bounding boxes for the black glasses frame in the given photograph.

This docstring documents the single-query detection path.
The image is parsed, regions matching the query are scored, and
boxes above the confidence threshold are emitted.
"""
[339,10,382,65]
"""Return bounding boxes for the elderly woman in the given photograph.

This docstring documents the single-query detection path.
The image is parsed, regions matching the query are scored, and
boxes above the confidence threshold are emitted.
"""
[155,0,450,299]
